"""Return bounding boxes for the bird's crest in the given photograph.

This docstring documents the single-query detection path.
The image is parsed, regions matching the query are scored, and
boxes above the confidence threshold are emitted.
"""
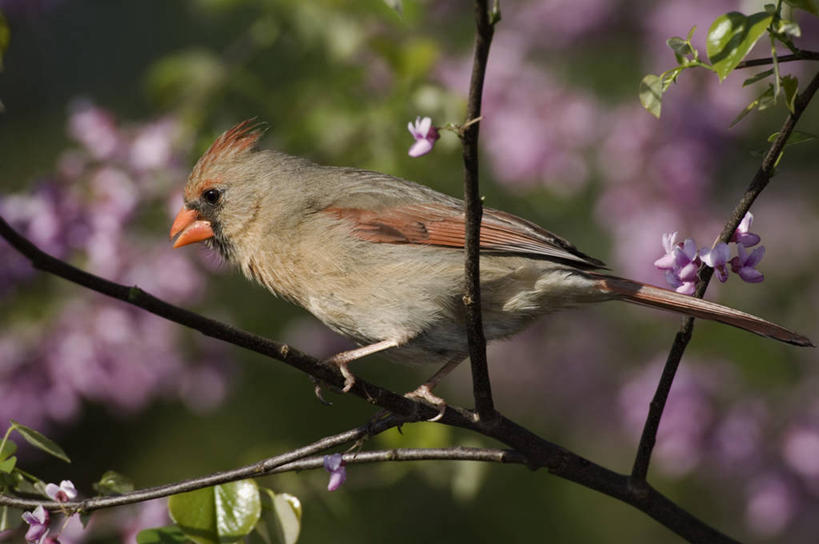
[189,119,268,183]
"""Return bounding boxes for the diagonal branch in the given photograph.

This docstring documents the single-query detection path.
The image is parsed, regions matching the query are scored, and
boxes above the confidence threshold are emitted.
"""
[631,69,819,483]
[462,0,498,422]
[0,217,739,541]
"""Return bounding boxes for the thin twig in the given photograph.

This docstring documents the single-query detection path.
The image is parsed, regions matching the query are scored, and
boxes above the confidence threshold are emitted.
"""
[630,70,819,483]
[462,0,497,422]
[735,50,819,70]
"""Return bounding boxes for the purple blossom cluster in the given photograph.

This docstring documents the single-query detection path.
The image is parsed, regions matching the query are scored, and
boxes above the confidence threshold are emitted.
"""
[654,213,765,294]
[0,101,231,433]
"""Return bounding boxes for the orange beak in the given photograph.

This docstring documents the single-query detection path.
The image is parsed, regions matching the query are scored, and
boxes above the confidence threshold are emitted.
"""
[169,206,215,248]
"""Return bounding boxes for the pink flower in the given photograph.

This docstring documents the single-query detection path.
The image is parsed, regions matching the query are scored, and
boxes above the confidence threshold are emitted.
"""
[731,212,761,247]
[323,453,346,491]
[407,117,440,157]
[731,245,765,283]
[45,480,77,503]
[700,242,731,283]
[654,233,699,294]
[22,506,49,544]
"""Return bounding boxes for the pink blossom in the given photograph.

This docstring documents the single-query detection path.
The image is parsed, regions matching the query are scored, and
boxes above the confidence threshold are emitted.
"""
[731,212,761,247]
[731,245,765,283]
[407,117,439,157]
[700,242,731,283]
[45,480,77,503]
[654,233,699,294]
[22,506,49,544]
[323,453,347,491]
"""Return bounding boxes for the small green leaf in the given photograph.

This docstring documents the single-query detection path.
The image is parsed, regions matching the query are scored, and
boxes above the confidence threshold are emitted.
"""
[0,505,23,531]
[93,470,134,496]
[781,75,799,112]
[10,420,70,463]
[136,525,188,544]
[255,489,301,544]
[742,68,774,86]
[667,36,693,62]
[639,74,663,118]
[730,84,775,127]
[707,12,774,80]
[785,0,819,16]
[169,480,261,544]
[0,439,16,461]
[767,130,817,146]
[0,456,15,473]
[686,25,697,41]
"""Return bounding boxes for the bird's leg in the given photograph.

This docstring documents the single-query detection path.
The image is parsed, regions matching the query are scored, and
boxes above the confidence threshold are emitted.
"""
[324,339,400,392]
[405,356,465,421]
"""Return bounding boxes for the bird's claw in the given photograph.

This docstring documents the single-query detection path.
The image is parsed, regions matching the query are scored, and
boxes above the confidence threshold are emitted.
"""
[405,384,447,422]
[323,356,357,393]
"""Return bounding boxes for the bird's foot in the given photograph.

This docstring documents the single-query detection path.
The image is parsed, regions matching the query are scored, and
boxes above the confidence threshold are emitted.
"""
[405,384,447,422]
[310,376,333,406]
[323,355,357,392]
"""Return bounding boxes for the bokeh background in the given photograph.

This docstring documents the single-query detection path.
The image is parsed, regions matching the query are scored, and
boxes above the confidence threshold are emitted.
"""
[1,0,818,542]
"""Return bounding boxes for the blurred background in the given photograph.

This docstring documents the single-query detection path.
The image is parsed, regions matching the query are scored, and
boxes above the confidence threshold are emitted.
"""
[1,0,818,542]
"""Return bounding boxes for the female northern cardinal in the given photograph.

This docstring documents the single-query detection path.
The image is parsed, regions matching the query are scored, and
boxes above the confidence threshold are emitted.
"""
[170,120,811,405]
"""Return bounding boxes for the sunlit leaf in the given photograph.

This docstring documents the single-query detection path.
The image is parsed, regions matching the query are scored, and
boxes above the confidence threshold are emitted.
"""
[93,470,135,496]
[255,489,302,544]
[639,74,663,118]
[785,0,819,16]
[169,480,261,544]
[136,525,188,544]
[707,12,773,80]
[781,75,799,112]
[10,420,70,463]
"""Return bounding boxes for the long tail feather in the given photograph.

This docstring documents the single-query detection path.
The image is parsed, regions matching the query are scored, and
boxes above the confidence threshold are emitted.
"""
[598,276,813,347]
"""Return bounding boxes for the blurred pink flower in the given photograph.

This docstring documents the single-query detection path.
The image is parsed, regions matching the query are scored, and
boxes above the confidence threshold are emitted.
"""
[68,101,122,160]
[783,426,819,479]
[745,474,796,537]
[407,117,439,157]
[22,505,49,544]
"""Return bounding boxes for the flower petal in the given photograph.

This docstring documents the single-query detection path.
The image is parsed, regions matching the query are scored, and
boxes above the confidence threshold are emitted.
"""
[408,139,433,157]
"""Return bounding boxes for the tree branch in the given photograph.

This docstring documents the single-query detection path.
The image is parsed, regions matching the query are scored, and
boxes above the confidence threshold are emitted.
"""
[735,50,819,70]
[462,0,497,422]
[631,69,819,483]
[0,218,740,541]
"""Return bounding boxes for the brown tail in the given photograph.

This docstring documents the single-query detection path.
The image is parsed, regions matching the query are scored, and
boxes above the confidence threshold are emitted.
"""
[598,275,813,347]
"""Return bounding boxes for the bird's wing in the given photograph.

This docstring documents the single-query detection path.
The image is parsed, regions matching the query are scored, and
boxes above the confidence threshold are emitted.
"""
[323,202,606,269]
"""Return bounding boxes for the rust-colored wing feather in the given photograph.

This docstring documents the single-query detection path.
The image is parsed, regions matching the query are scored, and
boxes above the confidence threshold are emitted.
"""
[324,203,606,269]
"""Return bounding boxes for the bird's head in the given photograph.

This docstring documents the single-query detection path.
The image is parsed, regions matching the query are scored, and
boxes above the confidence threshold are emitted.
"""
[169,119,269,261]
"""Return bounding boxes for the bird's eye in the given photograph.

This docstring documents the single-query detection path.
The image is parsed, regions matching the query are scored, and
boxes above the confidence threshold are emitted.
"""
[202,188,222,205]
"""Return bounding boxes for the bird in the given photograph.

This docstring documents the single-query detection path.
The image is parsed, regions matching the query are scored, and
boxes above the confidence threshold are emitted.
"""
[169,120,812,408]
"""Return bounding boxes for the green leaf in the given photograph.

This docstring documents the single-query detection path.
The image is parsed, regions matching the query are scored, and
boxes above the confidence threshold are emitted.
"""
[774,19,802,37]
[136,525,188,544]
[93,470,134,496]
[707,12,774,80]
[781,75,799,112]
[639,74,663,118]
[169,480,261,544]
[743,68,774,86]
[730,84,775,127]
[0,505,22,531]
[785,0,819,16]
[667,36,693,63]
[686,25,697,41]
[767,130,817,146]
[10,420,70,463]
[0,456,15,473]
[0,439,16,461]
[254,489,302,544]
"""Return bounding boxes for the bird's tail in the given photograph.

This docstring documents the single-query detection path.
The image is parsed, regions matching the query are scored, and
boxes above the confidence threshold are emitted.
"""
[596,275,813,347]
